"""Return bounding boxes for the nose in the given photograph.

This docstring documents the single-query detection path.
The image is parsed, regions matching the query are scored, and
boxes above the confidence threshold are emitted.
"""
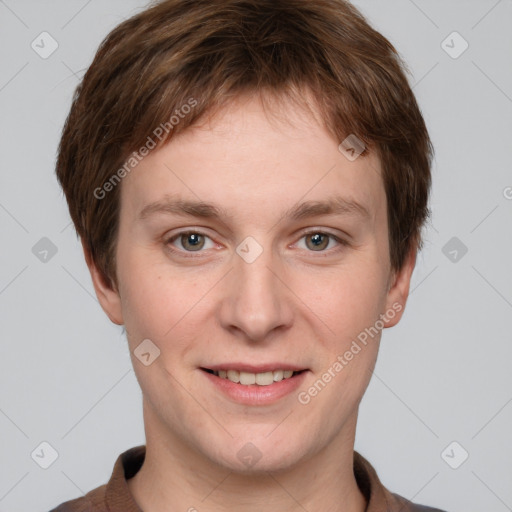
[218,241,294,343]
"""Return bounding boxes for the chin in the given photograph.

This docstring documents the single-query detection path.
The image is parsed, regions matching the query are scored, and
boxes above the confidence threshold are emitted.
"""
[221,451,304,475]
[203,433,311,475]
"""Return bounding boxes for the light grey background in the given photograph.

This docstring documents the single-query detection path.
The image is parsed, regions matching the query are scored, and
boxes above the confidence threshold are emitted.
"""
[1,1,511,511]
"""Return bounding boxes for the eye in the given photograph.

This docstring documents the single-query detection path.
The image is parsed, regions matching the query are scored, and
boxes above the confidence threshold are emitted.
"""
[164,229,348,258]
[166,231,216,253]
[296,231,347,252]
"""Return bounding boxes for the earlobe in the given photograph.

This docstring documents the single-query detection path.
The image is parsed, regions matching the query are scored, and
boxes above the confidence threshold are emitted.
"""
[383,246,417,328]
[81,240,124,325]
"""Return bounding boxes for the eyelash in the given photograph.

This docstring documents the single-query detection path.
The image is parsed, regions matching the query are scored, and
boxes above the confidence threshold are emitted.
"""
[164,229,349,258]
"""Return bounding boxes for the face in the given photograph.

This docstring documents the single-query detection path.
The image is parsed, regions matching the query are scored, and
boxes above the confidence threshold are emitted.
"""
[87,93,415,473]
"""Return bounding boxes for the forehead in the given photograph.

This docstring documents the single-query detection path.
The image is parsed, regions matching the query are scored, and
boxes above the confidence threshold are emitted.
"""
[120,93,385,227]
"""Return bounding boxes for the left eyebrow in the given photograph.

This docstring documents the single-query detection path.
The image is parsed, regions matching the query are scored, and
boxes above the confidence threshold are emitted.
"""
[282,196,371,223]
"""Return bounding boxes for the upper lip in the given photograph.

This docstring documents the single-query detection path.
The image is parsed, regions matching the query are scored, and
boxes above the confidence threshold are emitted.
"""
[202,363,307,373]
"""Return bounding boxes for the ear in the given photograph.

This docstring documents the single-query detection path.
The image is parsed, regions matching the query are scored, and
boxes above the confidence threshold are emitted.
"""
[383,245,417,328]
[81,239,124,325]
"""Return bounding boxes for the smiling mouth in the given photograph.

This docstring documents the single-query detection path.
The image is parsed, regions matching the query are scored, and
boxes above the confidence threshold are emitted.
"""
[201,368,305,386]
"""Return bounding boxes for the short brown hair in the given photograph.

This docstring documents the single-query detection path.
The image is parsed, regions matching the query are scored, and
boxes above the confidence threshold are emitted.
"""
[56,0,434,290]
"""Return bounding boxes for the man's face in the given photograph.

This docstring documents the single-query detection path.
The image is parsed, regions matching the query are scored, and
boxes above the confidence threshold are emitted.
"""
[90,93,414,472]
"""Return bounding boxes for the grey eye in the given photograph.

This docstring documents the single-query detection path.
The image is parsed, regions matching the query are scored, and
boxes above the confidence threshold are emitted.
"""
[179,232,206,251]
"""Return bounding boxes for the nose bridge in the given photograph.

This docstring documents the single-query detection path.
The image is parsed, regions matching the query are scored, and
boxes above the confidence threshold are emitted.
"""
[219,236,293,341]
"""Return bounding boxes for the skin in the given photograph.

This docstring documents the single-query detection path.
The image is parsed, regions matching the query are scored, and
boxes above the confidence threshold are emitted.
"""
[84,92,416,512]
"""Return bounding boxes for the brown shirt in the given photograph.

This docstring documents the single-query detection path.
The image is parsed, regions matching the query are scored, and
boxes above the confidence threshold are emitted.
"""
[49,445,446,512]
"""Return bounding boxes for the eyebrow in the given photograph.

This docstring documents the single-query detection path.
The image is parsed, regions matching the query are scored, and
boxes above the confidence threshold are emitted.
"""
[138,195,371,223]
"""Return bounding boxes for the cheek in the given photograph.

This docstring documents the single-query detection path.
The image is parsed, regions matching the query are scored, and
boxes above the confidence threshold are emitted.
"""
[117,251,214,355]
[116,249,178,338]
[300,266,387,338]
[122,283,182,342]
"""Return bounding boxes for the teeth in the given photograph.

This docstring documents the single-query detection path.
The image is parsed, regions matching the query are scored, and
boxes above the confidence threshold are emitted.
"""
[213,369,299,386]
[239,371,256,385]
[256,371,274,385]
[227,370,240,383]
[273,370,284,382]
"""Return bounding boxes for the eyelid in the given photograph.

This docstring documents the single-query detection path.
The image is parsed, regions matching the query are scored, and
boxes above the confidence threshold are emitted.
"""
[295,227,350,242]
[292,228,350,252]
[164,229,218,256]
[164,227,349,258]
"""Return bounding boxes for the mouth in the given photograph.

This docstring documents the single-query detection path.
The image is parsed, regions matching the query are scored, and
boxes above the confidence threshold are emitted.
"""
[201,368,306,386]
[199,364,309,405]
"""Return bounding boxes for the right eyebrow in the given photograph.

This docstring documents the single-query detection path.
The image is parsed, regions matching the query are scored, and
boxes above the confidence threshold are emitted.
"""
[138,196,228,221]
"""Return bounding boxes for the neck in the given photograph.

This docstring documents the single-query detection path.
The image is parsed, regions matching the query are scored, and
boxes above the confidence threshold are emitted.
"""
[128,403,367,512]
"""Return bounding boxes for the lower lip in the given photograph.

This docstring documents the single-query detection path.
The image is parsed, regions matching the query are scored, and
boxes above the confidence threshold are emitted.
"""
[201,370,308,405]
